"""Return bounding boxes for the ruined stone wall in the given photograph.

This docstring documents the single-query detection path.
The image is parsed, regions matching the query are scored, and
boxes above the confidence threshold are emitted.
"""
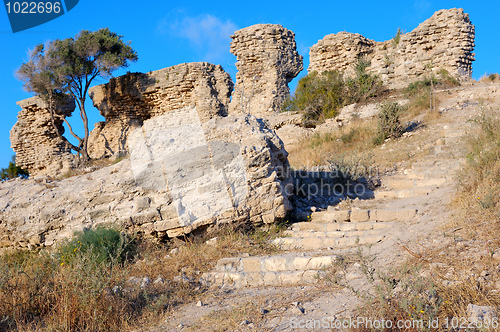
[10,97,76,176]
[309,8,475,88]
[228,24,303,117]
[88,62,233,159]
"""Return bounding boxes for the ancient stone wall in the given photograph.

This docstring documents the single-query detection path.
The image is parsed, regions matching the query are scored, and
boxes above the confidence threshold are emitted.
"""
[88,62,233,159]
[309,8,475,88]
[229,24,303,117]
[0,112,293,248]
[10,97,76,176]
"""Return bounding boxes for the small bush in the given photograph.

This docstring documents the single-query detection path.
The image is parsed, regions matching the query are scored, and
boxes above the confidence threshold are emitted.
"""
[58,227,136,266]
[374,102,406,145]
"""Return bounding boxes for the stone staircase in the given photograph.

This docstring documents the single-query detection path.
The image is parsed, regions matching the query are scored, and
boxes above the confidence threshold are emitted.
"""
[204,122,469,288]
[271,208,417,250]
[202,254,338,288]
[375,142,465,200]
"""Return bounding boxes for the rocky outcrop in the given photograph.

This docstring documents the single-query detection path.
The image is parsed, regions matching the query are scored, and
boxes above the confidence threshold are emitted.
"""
[88,62,233,159]
[229,24,303,117]
[10,96,76,176]
[309,8,475,88]
[0,111,292,248]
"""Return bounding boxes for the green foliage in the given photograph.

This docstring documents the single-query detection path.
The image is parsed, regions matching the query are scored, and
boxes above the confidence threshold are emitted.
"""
[282,70,344,123]
[345,58,383,101]
[283,59,383,125]
[0,155,29,181]
[374,102,406,145]
[392,28,402,46]
[16,28,138,162]
[58,227,136,266]
[487,73,500,82]
[404,77,438,96]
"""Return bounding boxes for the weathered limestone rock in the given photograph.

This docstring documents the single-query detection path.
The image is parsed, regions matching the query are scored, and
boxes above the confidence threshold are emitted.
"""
[88,62,233,159]
[10,96,76,176]
[0,110,292,248]
[309,8,475,88]
[229,24,303,117]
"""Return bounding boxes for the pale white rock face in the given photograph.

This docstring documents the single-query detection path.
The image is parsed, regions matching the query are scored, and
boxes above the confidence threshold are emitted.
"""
[309,8,475,88]
[128,106,249,229]
[0,109,292,248]
[87,62,234,160]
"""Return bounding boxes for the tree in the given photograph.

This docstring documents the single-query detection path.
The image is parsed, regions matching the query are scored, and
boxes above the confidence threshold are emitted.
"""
[17,28,138,162]
[0,155,29,181]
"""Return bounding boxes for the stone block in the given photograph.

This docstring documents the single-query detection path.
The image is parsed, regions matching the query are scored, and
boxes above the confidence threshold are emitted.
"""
[350,209,369,222]
[300,237,324,250]
[245,272,263,286]
[242,257,263,273]
[263,257,288,272]
[155,218,181,232]
[216,257,242,272]
[328,210,351,222]
[263,272,279,285]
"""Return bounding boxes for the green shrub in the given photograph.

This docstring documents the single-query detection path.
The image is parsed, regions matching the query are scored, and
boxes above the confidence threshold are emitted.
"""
[392,28,402,46]
[374,102,406,145]
[345,58,383,102]
[487,73,500,82]
[283,58,383,125]
[282,70,345,123]
[58,227,136,266]
[0,155,29,181]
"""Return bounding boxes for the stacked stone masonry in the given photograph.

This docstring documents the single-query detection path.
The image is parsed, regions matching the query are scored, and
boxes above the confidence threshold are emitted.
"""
[229,24,303,117]
[88,62,233,159]
[10,97,76,176]
[309,8,475,88]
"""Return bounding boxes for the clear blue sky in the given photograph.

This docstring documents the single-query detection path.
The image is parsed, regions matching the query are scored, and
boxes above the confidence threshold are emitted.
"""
[1,0,499,168]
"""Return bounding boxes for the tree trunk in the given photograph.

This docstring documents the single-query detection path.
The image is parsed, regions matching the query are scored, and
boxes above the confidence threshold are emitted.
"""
[79,97,90,163]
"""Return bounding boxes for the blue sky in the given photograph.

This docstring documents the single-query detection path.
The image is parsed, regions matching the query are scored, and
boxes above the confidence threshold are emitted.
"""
[1,0,499,168]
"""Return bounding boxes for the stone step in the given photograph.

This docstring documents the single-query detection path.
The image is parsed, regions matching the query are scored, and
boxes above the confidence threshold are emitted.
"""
[311,208,417,223]
[272,231,385,250]
[291,221,393,232]
[383,177,447,190]
[420,152,457,162]
[284,228,385,239]
[202,254,338,287]
[432,143,465,155]
[402,172,454,180]
[373,187,434,199]
[410,159,463,173]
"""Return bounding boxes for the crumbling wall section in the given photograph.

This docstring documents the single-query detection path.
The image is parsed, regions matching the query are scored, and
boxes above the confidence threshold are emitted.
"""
[10,96,76,176]
[228,24,303,117]
[88,62,233,159]
[309,8,475,88]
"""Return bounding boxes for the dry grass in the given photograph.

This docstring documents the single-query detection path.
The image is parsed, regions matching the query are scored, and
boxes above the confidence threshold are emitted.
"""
[346,108,500,331]
[287,119,378,169]
[480,73,500,83]
[0,224,285,331]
